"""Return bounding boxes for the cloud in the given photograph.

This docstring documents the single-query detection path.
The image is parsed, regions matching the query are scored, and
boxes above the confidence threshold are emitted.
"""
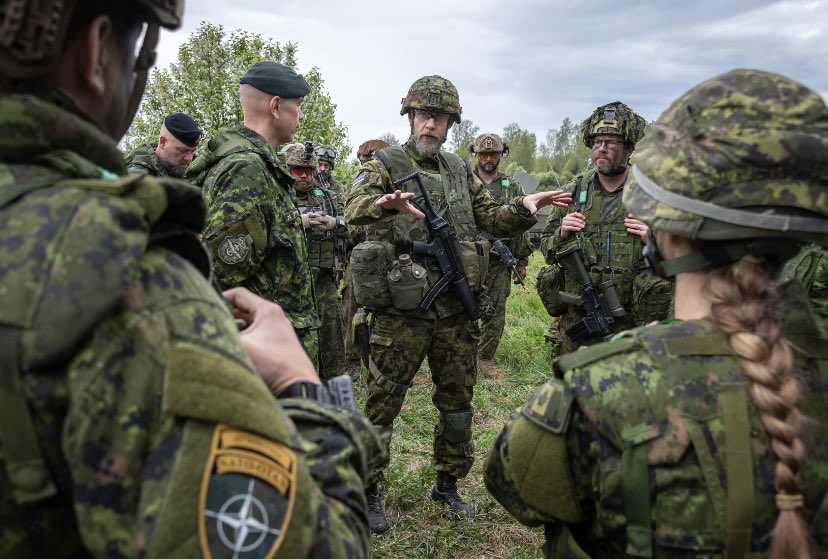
[155,0,828,156]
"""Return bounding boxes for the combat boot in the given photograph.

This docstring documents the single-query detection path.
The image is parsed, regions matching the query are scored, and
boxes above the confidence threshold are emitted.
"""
[430,472,474,518]
[366,483,390,534]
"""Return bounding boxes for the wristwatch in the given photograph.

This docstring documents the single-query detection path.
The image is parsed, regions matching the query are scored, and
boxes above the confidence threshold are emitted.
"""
[276,375,356,410]
[277,381,332,405]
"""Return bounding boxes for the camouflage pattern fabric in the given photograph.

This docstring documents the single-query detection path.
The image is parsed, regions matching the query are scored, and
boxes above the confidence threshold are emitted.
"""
[346,138,537,482]
[188,126,321,366]
[580,101,646,147]
[476,170,532,360]
[364,312,478,484]
[0,94,382,558]
[622,70,828,244]
[539,170,672,356]
[400,75,462,123]
[296,182,348,380]
[485,282,828,557]
[124,142,168,176]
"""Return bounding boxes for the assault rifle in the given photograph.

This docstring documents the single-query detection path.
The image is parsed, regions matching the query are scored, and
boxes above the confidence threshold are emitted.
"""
[393,172,481,323]
[314,171,348,277]
[556,176,623,343]
[478,229,527,288]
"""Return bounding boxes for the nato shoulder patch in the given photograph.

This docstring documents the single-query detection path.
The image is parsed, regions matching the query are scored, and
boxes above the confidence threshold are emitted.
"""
[521,379,574,434]
[200,424,296,559]
[218,235,250,265]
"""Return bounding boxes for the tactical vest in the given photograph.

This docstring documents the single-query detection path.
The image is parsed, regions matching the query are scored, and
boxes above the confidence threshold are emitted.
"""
[553,284,828,558]
[0,157,208,507]
[353,146,488,318]
[561,172,672,323]
[296,186,338,270]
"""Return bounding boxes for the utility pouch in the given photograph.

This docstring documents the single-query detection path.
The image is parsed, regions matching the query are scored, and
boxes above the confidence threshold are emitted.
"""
[537,264,567,317]
[632,272,674,324]
[350,241,394,308]
[387,253,428,310]
[458,239,490,291]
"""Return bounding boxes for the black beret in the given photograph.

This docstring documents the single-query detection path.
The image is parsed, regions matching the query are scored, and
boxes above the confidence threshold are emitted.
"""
[239,61,311,98]
[164,113,201,147]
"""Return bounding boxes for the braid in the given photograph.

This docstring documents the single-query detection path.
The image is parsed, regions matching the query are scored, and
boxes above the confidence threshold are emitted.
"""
[706,257,814,559]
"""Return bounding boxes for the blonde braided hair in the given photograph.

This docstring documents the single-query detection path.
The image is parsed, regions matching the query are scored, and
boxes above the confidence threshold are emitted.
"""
[707,256,814,559]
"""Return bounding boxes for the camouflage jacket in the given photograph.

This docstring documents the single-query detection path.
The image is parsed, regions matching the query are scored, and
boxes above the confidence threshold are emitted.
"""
[345,139,537,318]
[0,95,381,558]
[124,142,167,176]
[295,183,348,271]
[475,168,533,264]
[485,281,828,558]
[189,126,320,331]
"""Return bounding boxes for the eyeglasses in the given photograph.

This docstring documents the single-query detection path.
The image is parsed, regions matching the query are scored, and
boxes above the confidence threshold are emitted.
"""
[289,167,314,178]
[315,147,336,159]
[477,152,500,160]
[591,138,622,150]
[415,110,450,124]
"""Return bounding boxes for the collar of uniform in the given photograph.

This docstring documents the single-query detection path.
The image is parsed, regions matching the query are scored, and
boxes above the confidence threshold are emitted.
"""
[474,168,507,186]
[127,143,163,172]
[0,94,125,174]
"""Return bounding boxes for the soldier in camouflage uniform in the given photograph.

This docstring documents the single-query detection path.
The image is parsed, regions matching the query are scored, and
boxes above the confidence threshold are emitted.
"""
[125,112,201,177]
[486,69,828,558]
[188,61,322,367]
[281,143,349,380]
[470,132,533,377]
[343,140,393,375]
[539,101,673,357]
[0,2,382,557]
[315,145,346,202]
[346,75,572,533]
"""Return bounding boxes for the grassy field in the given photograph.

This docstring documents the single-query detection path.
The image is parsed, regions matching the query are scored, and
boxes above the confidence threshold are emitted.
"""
[355,252,554,558]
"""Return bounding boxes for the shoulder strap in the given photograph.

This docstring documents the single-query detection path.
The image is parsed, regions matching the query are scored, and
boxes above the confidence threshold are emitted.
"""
[0,325,57,504]
[555,337,639,376]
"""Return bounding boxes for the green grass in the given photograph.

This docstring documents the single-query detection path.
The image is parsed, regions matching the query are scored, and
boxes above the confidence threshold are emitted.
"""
[356,253,554,558]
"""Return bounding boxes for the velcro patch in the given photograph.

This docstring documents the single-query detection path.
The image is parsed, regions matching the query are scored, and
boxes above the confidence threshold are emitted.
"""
[521,379,575,434]
[217,235,250,265]
[200,424,296,559]
[351,173,366,187]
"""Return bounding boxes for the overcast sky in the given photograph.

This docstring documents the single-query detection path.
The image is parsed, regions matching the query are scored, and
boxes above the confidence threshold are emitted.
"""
[155,0,828,158]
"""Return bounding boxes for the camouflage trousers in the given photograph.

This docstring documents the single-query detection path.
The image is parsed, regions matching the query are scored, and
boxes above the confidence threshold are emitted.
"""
[478,260,512,360]
[340,265,361,364]
[313,268,345,380]
[364,311,478,485]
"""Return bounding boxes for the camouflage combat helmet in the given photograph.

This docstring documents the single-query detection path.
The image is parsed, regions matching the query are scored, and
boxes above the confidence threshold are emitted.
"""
[469,132,509,157]
[0,0,183,136]
[281,142,319,169]
[623,69,828,274]
[314,145,336,168]
[580,101,646,148]
[357,139,391,159]
[0,0,183,79]
[400,75,462,124]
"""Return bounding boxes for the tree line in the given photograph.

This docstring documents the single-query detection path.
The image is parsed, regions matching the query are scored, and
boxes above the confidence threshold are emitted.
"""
[126,22,594,189]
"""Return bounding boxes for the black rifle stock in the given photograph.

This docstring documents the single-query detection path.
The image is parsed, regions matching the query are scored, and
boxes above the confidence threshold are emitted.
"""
[393,172,480,322]
[557,175,615,342]
[557,243,615,342]
[478,229,526,286]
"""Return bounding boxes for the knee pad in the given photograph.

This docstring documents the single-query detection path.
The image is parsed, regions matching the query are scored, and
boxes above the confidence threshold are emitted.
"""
[441,409,473,444]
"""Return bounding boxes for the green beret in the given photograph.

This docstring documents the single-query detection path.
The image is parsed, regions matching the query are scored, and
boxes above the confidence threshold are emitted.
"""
[239,61,310,98]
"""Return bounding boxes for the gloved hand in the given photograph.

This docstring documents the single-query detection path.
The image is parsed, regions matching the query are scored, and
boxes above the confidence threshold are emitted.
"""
[301,212,318,229]
[309,213,337,231]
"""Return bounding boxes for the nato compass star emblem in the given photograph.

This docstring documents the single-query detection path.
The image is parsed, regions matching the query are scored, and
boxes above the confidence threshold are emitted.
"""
[200,425,297,559]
